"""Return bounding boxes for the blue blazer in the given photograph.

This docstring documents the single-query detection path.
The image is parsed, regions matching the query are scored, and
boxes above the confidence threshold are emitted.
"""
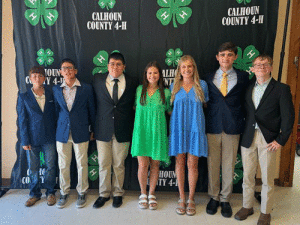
[52,82,96,144]
[17,86,56,146]
[204,69,250,135]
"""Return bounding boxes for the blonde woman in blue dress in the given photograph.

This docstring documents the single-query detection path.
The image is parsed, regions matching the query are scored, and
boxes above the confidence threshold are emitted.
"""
[131,61,171,210]
[169,55,209,216]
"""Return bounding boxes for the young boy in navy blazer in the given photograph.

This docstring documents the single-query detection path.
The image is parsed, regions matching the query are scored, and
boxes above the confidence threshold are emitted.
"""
[53,59,96,209]
[205,42,249,218]
[17,66,57,207]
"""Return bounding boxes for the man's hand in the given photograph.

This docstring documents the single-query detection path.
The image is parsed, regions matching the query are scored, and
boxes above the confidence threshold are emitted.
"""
[267,141,281,152]
[23,145,31,150]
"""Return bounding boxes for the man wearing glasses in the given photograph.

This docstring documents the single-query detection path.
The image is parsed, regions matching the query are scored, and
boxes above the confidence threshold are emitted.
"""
[92,52,138,208]
[235,54,294,225]
[53,59,95,209]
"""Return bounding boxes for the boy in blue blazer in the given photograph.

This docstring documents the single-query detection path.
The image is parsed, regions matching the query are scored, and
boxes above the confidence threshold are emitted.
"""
[53,59,95,209]
[17,66,57,207]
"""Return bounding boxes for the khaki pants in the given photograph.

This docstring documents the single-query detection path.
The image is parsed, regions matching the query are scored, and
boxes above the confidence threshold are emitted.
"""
[96,135,130,197]
[207,132,240,202]
[241,129,276,214]
[56,140,89,195]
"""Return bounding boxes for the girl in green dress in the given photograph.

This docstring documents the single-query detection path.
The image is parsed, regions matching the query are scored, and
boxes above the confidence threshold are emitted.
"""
[131,61,171,210]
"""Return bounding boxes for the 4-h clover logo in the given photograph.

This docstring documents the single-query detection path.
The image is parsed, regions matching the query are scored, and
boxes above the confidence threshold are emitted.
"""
[236,0,251,4]
[156,0,192,28]
[233,45,260,79]
[233,153,243,185]
[39,152,45,167]
[98,0,116,10]
[24,0,59,29]
[88,151,99,181]
[36,48,54,67]
[92,50,120,75]
[165,48,183,67]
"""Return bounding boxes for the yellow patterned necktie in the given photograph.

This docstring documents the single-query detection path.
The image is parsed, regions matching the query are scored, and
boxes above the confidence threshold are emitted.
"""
[220,72,228,96]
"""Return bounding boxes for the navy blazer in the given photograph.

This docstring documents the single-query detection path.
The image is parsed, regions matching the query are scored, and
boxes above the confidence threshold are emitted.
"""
[17,86,56,146]
[205,69,250,135]
[92,73,138,142]
[241,78,295,148]
[53,81,96,144]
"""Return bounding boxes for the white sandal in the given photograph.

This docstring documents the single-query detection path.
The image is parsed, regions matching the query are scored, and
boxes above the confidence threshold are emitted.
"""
[176,199,186,215]
[186,199,196,216]
[148,195,158,210]
[139,194,148,209]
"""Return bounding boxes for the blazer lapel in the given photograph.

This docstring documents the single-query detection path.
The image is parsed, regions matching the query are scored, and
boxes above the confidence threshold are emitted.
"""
[207,72,222,96]
[256,78,275,111]
[247,82,256,110]
[71,85,82,111]
[28,89,43,114]
[118,75,131,104]
[57,86,69,111]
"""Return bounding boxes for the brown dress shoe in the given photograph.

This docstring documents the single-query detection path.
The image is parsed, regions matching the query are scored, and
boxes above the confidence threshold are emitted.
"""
[47,194,56,206]
[234,207,254,221]
[25,197,41,207]
[257,213,271,225]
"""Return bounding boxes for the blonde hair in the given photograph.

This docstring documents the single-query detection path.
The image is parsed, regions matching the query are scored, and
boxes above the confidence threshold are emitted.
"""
[170,55,205,104]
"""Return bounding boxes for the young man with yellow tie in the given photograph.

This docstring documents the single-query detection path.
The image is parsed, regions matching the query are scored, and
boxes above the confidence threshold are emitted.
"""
[204,42,249,218]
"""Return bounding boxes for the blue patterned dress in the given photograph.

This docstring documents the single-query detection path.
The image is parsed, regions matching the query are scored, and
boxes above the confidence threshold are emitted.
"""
[169,80,209,157]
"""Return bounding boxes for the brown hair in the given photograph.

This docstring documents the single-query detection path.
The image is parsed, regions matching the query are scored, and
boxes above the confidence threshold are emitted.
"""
[217,42,238,55]
[140,61,166,105]
[252,54,273,66]
[170,55,205,104]
[29,66,45,77]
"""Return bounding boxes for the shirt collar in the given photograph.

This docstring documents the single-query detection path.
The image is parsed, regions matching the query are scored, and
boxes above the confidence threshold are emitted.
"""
[218,67,234,75]
[255,77,272,87]
[31,87,45,98]
[108,73,124,81]
[61,78,81,88]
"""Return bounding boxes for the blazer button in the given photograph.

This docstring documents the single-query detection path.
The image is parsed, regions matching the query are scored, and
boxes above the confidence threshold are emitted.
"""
[253,124,255,126]
[112,117,114,119]
[114,106,116,108]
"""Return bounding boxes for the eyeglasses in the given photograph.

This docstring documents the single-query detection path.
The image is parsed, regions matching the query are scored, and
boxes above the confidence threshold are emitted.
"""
[253,63,271,68]
[61,66,75,71]
[108,62,123,68]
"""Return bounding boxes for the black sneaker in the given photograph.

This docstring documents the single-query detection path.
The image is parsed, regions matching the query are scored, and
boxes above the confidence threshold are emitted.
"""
[221,202,233,218]
[206,198,219,215]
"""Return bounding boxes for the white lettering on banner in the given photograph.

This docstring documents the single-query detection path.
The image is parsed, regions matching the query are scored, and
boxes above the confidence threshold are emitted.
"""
[44,69,61,77]
[29,12,37,21]
[146,170,178,187]
[29,0,37,5]
[162,69,176,87]
[47,13,55,21]
[25,75,63,85]
[160,11,169,21]
[223,6,264,26]
[87,12,127,31]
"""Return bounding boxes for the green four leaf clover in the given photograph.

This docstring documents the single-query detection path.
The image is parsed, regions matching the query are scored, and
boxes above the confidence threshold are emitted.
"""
[39,151,45,167]
[233,45,260,79]
[92,50,120,75]
[233,153,243,184]
[236,0,251,5]
[165,48,183,67]
[37,48,54,67]
[93,51,109,75]
[156,0,192,28]
[98,0,116,10]
[25,0,59,29]
[88,151,99,181]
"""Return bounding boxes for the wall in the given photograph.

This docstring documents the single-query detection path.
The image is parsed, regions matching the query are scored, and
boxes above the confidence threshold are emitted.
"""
[1,0,293,179]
